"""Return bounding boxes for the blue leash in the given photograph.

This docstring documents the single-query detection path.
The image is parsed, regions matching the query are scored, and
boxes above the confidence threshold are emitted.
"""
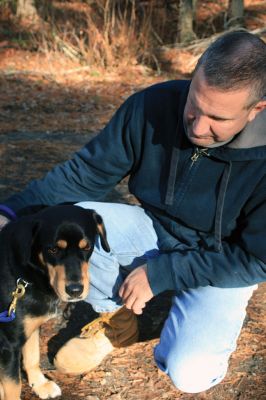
[0,310,15,322]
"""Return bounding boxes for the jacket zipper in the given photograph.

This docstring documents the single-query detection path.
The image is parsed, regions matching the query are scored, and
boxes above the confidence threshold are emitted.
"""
[191,147,210,164]
[173,147,211,208]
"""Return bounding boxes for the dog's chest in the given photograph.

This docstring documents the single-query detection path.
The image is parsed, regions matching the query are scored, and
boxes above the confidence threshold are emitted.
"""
[23,299,60,339]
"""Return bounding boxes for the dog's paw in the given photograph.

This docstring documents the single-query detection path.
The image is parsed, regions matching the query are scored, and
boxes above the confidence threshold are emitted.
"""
[32,379,61,399]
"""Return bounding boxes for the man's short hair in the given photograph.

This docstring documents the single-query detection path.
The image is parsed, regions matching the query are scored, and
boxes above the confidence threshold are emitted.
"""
[194,30,266,107]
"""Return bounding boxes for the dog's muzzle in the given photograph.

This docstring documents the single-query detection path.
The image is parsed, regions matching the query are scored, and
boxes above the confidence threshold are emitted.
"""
[65,283,84,298]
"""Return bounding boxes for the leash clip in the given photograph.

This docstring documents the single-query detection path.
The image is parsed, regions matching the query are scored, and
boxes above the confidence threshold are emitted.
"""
[16,278,30,288]
[8,278,30,317]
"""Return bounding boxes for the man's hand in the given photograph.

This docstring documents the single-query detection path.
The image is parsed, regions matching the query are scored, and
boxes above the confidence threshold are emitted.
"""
[119,265,153,315]
[0,215,10,231]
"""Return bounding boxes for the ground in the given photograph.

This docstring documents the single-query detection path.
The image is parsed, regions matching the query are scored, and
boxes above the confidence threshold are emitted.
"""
[0,1,266,397]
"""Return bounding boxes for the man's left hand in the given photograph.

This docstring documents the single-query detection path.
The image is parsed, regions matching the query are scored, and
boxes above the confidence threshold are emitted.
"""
[119,265,153,315]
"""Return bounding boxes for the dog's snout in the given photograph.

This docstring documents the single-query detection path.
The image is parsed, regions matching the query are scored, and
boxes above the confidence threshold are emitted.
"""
[65,283,84,298]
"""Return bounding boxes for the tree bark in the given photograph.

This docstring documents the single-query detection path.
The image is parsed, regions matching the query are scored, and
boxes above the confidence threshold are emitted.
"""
[227,0,244,27]
[178,0,197,44]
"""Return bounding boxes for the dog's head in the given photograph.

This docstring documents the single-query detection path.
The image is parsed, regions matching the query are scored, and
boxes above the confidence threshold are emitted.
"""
[9,205,110,302]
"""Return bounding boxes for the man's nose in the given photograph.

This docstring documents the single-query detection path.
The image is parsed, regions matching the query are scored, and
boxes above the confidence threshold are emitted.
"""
[192,115,210,135]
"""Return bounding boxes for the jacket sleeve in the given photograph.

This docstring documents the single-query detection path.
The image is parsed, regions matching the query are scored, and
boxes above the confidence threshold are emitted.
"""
[147,179,266,294]
[3,93,145,213]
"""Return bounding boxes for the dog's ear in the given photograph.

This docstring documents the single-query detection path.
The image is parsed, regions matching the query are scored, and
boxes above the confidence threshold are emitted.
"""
[9,216,41,266]
[92,212,110,253]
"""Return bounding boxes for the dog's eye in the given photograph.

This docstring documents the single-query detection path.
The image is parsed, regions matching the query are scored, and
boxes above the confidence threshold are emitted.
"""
[83,244,91,252]
[48,247,59,255]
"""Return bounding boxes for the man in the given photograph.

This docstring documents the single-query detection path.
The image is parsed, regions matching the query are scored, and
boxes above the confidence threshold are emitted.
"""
[0,31,265,393]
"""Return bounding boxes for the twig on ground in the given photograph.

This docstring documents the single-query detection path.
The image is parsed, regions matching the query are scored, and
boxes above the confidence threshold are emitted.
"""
[0,66,91,77]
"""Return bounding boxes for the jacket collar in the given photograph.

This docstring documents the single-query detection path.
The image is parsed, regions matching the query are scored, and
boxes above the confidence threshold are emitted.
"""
[212,109,266,161]
[227,109,266,149]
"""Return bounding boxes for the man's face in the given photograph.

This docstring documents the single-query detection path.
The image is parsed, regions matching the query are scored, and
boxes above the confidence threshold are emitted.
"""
[184,69,262,147]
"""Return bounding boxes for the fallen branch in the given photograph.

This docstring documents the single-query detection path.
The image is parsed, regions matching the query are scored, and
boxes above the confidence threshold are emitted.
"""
[160,27,266,54]
[0,66,92,78]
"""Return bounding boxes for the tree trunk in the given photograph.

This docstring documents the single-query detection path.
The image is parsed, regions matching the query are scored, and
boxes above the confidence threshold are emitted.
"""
[178,0,197,44]
[16,0,39,21]
[227,0,244,27]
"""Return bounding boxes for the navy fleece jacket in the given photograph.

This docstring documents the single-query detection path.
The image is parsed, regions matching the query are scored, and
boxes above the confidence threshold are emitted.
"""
[2,80,266,294]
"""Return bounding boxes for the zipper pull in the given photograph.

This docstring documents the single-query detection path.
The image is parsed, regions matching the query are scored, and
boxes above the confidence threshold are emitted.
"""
[191,147,210,163]
[191,148,201,163]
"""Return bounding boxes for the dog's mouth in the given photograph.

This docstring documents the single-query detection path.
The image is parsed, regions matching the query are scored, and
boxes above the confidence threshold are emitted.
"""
[54,284,89,303]
[46,263,90,302]
[66,296,85,303]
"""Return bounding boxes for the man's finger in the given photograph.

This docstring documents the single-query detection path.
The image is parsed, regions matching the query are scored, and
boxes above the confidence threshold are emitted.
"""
[123,292,136,310]
[118,283,125,298]
[131,299,146,315]
[132,307,143,315]
[119,280,131,299]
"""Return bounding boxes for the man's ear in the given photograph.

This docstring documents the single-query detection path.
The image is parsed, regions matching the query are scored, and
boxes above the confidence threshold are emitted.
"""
[92,212,110,253]
[248,99,266,122]
[9,217,41,266]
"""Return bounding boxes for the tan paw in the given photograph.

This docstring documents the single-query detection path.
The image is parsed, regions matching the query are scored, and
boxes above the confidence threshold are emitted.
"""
[32,380,61,399]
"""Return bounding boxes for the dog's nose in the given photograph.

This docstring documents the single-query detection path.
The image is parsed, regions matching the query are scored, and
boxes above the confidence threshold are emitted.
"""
[65,283,84,298]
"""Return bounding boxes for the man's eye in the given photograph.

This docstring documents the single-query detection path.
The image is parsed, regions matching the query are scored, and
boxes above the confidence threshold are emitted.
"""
[212,116,228,122]
[48,247,59,255]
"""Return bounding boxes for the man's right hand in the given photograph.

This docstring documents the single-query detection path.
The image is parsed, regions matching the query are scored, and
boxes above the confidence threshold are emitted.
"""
[0,215,10,231]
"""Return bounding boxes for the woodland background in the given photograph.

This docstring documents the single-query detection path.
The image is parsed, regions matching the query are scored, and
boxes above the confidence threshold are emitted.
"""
[0,1,265,399]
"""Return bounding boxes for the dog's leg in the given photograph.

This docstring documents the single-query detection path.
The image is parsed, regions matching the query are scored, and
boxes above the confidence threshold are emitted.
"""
[0,377,22,400]
[0,382,4,400]
[0,342,22,400]
[22,328,61,399]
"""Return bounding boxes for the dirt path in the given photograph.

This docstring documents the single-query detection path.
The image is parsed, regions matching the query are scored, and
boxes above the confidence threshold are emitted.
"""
[0,59,265,399]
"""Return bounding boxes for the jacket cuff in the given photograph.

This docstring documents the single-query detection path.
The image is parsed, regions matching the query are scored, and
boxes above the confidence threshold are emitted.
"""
[147,253,175,296]
[0,205,17,220]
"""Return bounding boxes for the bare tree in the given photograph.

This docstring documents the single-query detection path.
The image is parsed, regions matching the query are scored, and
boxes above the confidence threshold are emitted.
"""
[178,0,197,44]
[227,0,244,27]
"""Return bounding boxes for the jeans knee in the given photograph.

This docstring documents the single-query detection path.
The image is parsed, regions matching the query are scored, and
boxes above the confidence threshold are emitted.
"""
[156,352,227,393]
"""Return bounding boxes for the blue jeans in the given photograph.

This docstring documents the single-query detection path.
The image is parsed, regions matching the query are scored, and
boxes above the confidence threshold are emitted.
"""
[77,201,256,393]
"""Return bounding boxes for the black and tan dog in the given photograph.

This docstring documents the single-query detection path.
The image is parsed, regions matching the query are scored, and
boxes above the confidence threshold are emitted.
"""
[0,205,110,400]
